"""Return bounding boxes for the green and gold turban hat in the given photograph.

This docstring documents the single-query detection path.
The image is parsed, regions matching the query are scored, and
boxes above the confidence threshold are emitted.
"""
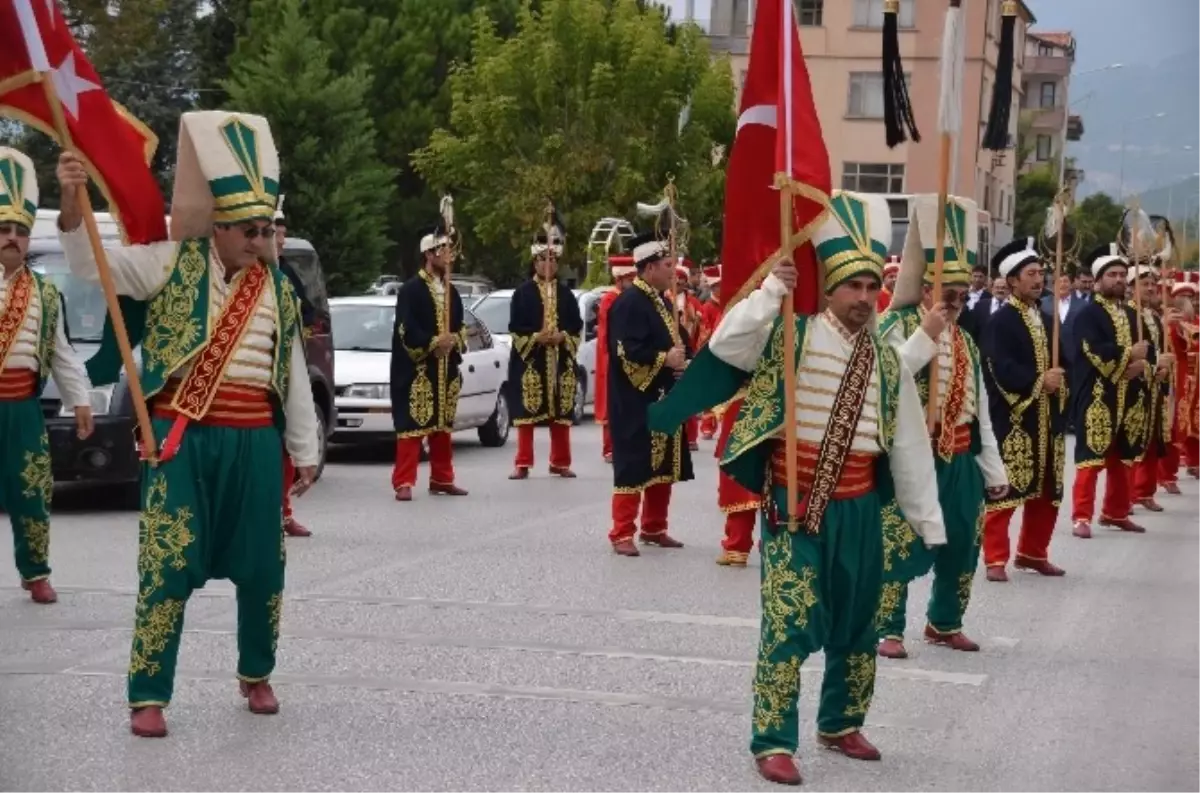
[170,111,279,240]
[813,190,892,294]
[0,147,38,229]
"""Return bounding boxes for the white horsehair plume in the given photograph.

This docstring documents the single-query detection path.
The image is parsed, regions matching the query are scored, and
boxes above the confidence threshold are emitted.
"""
[439,194,455,232]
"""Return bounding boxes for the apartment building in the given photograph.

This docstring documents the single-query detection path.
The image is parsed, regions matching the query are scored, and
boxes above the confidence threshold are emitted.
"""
[1020,31,1084,196]
[693,0,1039,255]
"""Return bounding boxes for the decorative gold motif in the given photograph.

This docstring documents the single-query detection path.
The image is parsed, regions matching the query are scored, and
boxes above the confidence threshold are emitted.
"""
[20,446,52,508]
[875,580,903,634]
[20,516,49,565]
[726,321,787,458]
[1084,381,1112,454]
[0,266,33,372]
[956,572,973,614]
[521,364,543,413]
[267,593,283,655]
[1001,426,1034,493]
[144,240,207,375]
[137,475,195,593]
[445,373,462,425]
[650,431,667,471]
[129,598,185,678]
[1053,434,1065,496]
[876,342,901,450]
[559,365,576,417]
[880,502,916,573]
[760,532,819,656]
[752,655,801,736]
[842,652,875,718]
[38,280,60,376]
[1124,392,1146,447]
[410,370,435,427]
[617,341,664,391]
[936,328,970,461]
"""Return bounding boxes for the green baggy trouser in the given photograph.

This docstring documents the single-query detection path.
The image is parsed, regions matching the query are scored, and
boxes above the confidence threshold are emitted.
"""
[751,485,883,757]
[876,451,983,640]
[128,417,286,709]
[0,397,53,583]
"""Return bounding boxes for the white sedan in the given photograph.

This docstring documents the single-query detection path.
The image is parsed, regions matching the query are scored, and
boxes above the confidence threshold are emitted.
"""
[329,295,511,447]
[469,286,608,425]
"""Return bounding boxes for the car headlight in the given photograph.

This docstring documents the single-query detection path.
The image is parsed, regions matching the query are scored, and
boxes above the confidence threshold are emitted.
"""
[61,385,114,416]
[345,383,390,399]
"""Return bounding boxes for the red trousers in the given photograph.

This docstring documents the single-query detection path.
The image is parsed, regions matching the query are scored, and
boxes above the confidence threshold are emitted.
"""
[983,496,1059,568]
[1133,442,1163,499]
[699,412,717,439]
[718,471,759,554]
[1071,449,1131,523]
[1184,436,1200,469]
[392,432,455,490]
[282,455,295,520]
[601,423,612,460]
[609,484,672,542]
[1159,438,1180,484]
[514,423,571,469]
[685,416,699,446]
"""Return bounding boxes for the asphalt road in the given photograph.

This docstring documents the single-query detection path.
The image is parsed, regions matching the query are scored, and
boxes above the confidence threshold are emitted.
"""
[2,423,1197,791]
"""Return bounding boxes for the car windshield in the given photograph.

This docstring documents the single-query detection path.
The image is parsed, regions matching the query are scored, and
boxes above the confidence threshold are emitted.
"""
[471,294,511,335]
[331,304,394,352]
[27,251,107,342]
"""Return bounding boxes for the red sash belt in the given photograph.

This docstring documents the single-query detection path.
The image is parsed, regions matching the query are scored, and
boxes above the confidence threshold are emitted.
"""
[0,368,36,401]
[770,440,877,500]
[934,423,972,455]
[153,382,273,429]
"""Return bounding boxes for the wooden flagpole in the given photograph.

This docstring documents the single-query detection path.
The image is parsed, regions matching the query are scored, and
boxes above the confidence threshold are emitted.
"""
[1051,193,1066,367]
[778,178,798,530]
[39,76,158,463]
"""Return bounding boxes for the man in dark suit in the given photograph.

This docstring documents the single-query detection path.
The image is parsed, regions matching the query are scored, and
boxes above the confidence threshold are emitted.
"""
[1040,272,1086,369]
[961,276,1010,343]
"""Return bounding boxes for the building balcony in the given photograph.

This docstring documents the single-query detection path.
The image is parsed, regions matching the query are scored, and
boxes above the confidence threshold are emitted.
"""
[1027,105,1065,131]
[1067,114,1084,141]
[1025,54,1073,78]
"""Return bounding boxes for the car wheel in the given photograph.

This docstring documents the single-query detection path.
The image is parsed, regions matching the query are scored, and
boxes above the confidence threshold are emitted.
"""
[572,368,587,426]
[478,388,510,447]
[313,404,328,481]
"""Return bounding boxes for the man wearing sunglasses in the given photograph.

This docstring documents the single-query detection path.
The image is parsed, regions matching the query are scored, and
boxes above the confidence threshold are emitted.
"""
[0,147,93,606]
[875,195,1008,661]
[56,111,320,738]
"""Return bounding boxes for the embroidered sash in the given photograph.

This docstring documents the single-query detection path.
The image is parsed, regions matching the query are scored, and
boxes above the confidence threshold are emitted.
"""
[0,267,33,373]
[159,264,270,460]
[794,328,876,535]
[936,327,970,460]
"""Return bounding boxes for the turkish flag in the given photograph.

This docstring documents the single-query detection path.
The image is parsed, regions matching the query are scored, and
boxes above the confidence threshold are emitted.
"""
[0,0,167,244]
[721,0,830,316]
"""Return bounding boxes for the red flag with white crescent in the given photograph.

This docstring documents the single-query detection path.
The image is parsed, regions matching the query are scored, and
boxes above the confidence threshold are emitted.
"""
[721,0,830,315]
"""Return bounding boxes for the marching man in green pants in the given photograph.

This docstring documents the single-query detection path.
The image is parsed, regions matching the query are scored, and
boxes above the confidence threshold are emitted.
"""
[0,146,93,605]
[56,111,319,738]
[875,194,1008,658]
[649,190,946,785]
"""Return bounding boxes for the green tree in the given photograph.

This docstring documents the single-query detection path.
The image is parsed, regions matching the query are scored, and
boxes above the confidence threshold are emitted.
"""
[233,0,522,278]
[412,0,735,287]
[194,0,254,109]
[223,0,396,294]
[1013,165,1059,242]
[1070,192,1125,263]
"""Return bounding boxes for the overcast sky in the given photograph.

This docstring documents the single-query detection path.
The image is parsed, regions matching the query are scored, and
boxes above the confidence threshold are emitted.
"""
[1031,0,1198,72]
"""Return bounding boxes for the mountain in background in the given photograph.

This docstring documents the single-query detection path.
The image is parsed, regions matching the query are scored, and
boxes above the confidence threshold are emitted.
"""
[1138,175,1199,221]
[1068,47,1199,201]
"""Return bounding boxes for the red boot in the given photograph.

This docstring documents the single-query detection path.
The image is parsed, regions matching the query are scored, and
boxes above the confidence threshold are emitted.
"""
[924,625,980,652]
[283,518,312,537]
[22,578,57,604]
[818,730,881,761]
[239,680,279,714]
[877,638,908,659]
[755,754,802,785]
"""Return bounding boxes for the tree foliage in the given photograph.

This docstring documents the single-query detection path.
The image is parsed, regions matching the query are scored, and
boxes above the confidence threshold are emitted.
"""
[223,0,396,294]
[413,0,736,287]
[1013,165,1058,243]
[1069,192,1125,267]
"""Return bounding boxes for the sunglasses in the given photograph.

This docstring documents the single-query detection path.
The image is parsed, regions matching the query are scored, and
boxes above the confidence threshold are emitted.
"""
[217,223,275,240]
[0,222,31,238]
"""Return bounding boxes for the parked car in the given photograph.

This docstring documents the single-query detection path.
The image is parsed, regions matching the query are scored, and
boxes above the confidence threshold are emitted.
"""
[369,274,401,295]
[450,274,495,303]
[329,295,510,447]
[468,286,606,425]
[28,219,337,497]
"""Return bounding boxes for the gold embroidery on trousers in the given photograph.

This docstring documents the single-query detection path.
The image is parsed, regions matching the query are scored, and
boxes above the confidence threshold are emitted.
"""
[880,502,915,574]
[21,516,50,565]
[267,593,283,654]
[752,655,801,735]
[137,476,195,593]
[875,580,903,634]
[843,652,875,718]
[957,572,973,613]
[19,447,52,507]
[129,598,185,678]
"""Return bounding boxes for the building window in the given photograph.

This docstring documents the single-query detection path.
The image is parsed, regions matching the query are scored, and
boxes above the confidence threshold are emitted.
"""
[852,0,914,29]
[847,72,884,118]
[979,224,991,269]
[732,0,749,32]
[1038,42,1055,56]
[842,162,905,193]
[1036,134,1052,161]
[1039,81,1057,108]
[797,0,823,26]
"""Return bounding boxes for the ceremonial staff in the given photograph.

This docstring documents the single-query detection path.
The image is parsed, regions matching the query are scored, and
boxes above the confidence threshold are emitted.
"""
[439,194,458,333]
[636,182,684,345]
[540,198,560,413]
[1040,189,1079,368]
[924,0,966,434]
[13,1,158,461]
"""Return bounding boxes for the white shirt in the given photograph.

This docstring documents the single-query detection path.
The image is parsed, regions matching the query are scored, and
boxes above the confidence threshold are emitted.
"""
[1058,295,1072,323]
[0,265,92,408]
[707,273,946,545]
[990,297,1006,314]
[58,226,320,467]
[967,288,986,311]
